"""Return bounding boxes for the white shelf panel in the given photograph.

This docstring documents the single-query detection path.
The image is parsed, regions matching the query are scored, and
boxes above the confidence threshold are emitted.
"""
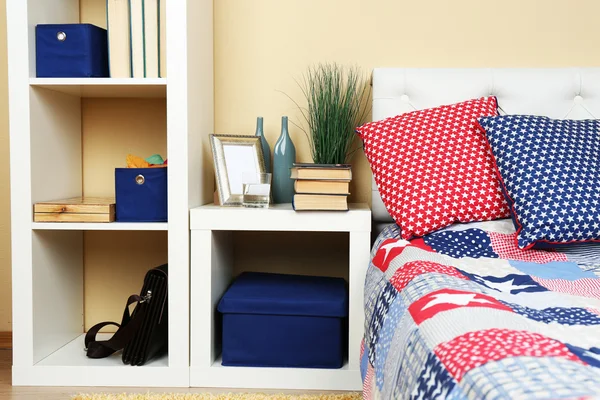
[29,78,167,98]
[11,334,188,387]
[190,357,362,390]
[37,333,167,367]
[32,222,168,231]
[190,203,371,232]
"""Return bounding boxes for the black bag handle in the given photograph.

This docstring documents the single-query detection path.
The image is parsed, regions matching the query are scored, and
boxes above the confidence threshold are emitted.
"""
[84,293,149,359]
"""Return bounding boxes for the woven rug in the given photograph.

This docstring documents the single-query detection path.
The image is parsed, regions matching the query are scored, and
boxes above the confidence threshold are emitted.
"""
[72,393,362,400]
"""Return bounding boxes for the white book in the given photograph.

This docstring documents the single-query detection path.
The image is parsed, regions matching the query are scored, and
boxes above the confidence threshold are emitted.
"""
[106,0,131,77]
[144,0,159,78]
[159,0,166,77]
[129,0,145,78]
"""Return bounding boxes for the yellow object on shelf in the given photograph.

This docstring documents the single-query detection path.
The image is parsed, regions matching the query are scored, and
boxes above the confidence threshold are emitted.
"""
[126,153,167,168]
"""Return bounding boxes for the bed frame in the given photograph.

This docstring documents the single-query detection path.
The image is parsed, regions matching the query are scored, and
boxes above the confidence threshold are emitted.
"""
[370,67,600,233]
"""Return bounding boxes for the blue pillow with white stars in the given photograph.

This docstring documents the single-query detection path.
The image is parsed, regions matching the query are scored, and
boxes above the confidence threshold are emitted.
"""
[477,115,600,250]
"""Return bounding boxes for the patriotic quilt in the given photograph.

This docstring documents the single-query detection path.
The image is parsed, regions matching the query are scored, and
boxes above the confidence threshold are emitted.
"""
[361,219,600,400]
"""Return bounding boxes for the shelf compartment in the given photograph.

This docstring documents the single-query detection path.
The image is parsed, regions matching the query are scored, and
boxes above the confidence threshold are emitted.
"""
[12,335,187,387]
[190,225,369,391]
[30,78,167,98]
[32,222,168,231]
[191,357,361,390]
[37,333,167,367]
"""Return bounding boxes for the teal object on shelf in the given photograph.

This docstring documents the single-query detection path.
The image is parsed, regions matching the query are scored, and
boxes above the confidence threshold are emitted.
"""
[255,117,271,173]
[272,116,296,204]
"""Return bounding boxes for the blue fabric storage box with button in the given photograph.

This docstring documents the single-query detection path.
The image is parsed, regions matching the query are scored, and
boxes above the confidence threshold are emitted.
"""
[217,271,348,368]
[115,168,168,222]
[35,23,109,78]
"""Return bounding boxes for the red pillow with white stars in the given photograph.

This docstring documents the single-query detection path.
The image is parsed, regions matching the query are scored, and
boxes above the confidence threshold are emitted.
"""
[356,96,509,240]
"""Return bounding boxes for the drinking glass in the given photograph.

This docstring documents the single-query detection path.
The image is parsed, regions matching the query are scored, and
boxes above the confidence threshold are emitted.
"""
[242,172,272,208]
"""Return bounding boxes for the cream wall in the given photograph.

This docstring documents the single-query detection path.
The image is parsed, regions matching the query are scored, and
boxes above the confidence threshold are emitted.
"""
[1,0,600,331]
[214,0,600,203]
[79,3,169,330]
[81,99,168,330]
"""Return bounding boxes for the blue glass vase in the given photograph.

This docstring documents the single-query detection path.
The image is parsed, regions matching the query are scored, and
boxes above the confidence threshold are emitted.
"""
[272,116,296,204]
[255,117,271,173]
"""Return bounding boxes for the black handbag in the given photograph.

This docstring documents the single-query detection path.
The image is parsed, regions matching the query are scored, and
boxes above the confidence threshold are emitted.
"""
[85,264,168,366]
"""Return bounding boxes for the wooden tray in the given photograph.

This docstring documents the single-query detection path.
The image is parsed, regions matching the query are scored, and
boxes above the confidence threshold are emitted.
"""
[34,197,116,222]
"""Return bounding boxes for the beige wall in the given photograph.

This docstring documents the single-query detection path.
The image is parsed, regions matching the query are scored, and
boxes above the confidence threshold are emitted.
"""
[1,0,600,330]
[81,98,168,330]
[214,0,600,205]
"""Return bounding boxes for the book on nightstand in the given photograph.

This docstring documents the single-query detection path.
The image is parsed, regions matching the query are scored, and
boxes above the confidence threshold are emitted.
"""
[290,163,352,181]
[291,163,351,211]
[292,194,349,211]
[294,179,350,195]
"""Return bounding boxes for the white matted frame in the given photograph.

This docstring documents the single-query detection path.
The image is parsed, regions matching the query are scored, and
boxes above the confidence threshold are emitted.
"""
[210,134,266,206]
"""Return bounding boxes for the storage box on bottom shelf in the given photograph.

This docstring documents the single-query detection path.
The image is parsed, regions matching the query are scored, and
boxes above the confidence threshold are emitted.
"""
[217,271,348,369]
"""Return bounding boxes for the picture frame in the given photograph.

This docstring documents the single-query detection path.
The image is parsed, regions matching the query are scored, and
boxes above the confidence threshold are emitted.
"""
[210,134,266,206]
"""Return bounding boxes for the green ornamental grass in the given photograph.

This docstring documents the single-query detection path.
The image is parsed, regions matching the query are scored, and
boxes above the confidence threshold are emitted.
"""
[292,63,370,165]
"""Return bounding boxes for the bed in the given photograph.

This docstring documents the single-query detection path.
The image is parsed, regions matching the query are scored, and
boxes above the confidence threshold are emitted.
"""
[360,68,600,399]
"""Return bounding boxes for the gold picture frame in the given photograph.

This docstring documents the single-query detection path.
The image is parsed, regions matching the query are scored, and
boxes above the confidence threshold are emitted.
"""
[210,134,266,206]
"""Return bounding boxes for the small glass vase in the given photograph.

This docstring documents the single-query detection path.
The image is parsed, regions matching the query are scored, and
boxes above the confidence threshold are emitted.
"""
[272,116,296,204]
[242,172,272,208]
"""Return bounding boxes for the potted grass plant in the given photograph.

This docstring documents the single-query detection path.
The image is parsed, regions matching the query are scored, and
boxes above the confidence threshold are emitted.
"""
[292,63,370,165]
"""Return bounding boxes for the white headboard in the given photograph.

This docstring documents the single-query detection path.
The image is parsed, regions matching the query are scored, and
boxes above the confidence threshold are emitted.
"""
[370,67,600,223]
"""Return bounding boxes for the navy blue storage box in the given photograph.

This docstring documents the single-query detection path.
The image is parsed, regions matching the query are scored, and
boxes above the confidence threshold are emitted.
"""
[217,272,348,368]
[35,23,109,78]
[115,168,168,222]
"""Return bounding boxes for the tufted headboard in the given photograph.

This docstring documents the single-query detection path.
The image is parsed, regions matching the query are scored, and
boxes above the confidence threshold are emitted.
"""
[370,67,600,224]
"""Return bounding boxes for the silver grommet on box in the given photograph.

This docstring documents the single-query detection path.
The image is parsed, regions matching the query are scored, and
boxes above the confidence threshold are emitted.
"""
[135,174,145,185]
[56,31,67,42]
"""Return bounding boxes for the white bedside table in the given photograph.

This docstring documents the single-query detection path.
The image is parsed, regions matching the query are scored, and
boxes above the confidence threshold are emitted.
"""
[189,203,371,390]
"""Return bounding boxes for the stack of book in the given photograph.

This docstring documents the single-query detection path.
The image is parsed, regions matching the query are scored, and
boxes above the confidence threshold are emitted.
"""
[106,0,167,78]
[291,163,352,211]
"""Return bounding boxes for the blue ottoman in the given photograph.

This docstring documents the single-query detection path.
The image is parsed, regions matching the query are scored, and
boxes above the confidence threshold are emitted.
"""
[217,272,348,368]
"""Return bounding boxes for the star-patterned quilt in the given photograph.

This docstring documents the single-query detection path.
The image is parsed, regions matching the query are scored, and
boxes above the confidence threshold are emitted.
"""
[361,219,600,400]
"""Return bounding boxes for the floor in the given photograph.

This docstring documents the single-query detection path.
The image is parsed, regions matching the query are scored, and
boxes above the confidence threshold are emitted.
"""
[0,350,349,399]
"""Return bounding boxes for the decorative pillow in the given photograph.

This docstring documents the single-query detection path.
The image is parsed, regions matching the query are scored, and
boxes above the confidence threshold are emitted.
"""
[356,97,509,240]
[477,115,600,249]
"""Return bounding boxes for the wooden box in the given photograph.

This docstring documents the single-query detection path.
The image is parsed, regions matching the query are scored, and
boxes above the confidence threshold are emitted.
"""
[33,197,115,222]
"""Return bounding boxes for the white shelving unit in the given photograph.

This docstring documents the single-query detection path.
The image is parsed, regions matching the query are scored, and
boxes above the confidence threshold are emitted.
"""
[189,204,372,390]
[7,0,214,387]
